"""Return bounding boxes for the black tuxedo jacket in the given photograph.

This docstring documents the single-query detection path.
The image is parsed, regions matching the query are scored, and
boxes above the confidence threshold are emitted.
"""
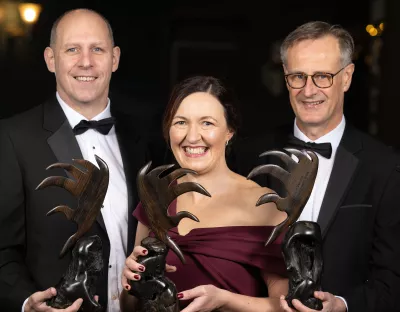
[0,95,166,311]
[230,123,400,312]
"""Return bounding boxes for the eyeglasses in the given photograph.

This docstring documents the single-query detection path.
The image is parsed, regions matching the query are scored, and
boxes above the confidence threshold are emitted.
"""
[285,66,346,89]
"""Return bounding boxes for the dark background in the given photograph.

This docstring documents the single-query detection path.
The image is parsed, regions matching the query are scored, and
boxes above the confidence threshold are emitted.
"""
[1,0,400,146]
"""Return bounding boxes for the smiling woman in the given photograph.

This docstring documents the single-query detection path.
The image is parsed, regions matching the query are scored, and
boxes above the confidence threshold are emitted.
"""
[120,76,290,312]
[165,77,238,175]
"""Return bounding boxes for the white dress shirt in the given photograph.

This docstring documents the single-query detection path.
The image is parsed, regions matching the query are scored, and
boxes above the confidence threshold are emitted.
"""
[21,93,128,312]
[293,116,348,310]
[57,93,128,312]
[294,116,345,222]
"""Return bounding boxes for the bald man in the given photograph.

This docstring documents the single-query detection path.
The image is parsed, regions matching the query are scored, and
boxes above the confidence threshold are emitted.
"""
[0,8,164,312]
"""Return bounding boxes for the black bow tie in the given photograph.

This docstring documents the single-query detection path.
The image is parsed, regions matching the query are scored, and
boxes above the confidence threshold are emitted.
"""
[287,135,332,159]
[72,117,116,135]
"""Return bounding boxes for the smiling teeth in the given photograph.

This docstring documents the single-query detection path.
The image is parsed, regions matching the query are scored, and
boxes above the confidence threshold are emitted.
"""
[75,76,95,81]
[304,101,323,105]
[185,147,206,154]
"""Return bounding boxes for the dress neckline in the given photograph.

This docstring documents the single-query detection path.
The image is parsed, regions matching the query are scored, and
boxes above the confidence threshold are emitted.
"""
[169,200,277,237]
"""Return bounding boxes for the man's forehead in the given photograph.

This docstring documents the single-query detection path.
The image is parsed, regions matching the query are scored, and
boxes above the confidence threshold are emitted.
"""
[286,41,341,69]
[289,37,340,56]
[57,12,108,37]
[57,25,110,47]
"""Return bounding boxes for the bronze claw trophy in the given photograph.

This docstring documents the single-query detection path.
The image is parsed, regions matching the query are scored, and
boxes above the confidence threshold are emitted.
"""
[247,148,323,310]
[36,155,109,311]
[127,161,211,312]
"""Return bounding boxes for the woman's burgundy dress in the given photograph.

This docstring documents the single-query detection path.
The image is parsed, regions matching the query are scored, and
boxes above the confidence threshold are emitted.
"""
[133,200,286,306]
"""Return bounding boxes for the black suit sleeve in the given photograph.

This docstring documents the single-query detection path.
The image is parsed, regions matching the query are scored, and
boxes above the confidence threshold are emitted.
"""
[0,121,36,310]
[346,164,400,312]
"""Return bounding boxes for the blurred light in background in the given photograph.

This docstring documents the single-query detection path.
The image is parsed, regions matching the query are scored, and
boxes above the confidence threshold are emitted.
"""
[366,22,384,36]
[18,2,41,23]
[0,1,42,55]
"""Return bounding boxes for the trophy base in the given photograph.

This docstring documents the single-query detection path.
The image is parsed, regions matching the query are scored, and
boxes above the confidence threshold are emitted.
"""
[128,237,180,312]
[283,221,323,311]
[286,292,323,311]
[47,235,104,312]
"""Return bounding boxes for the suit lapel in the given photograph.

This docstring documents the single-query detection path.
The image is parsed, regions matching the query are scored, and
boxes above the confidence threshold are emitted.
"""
[43,96,107,232]
[47,121,82,164]
[112,106,144,252]
[270,123,362,237]
[317,125,361,237]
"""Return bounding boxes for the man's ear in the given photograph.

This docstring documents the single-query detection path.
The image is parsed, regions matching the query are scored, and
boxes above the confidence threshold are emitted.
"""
[44,47,55,73]
[343,63,355,92]
[283,64,290,90]
[112,46,121,72]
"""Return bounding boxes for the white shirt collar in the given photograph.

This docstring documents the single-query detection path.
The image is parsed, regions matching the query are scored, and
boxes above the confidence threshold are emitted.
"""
[56,92,112,129]
[293,116,346,154]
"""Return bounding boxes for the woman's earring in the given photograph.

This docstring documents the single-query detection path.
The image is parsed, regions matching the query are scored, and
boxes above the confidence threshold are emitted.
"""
[226,140,229,147]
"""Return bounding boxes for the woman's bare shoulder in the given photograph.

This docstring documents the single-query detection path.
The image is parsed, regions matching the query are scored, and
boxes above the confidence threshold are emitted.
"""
[234,173,275,194]
[232,174,277,206]
[231,173,285,225]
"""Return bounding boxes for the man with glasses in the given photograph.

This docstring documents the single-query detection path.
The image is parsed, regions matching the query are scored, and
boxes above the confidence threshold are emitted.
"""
[285,67,346,89]
[232,21,400,312]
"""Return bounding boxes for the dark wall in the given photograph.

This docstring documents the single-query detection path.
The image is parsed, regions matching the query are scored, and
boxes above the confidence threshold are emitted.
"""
[0,0,372,138]
[378,0,400,148]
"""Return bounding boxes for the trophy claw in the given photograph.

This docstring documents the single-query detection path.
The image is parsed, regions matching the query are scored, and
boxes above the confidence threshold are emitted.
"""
[265,218,289,246]
[248,148,318,245]
[59,233,78,258]
[259,150,298,171]
[137,162,211,264]
[93,155,109,171]
[248,164,290,185]
[171,182,211,198]
[284,148,310,161]
[47,162,86,179]
[166,168,197,185]
[256,192,281,207]
[171,211,200,226]
[36,176,80,196]
[47,205,75,220]
[148,163,175,179]
[138,161,153,176]
[36,155,109,257]
[166,236,186,264]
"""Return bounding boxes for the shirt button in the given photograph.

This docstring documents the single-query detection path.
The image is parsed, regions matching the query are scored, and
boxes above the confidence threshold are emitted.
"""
[111,294,118,300]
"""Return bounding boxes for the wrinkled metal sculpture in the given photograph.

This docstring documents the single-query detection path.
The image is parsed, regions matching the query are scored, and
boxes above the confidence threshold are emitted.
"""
[247,148,318,245]
[36,155,108,311]
[128,161,211,312]
[247,148,323,310]
[47,236,103,311]
[282,221,323,310]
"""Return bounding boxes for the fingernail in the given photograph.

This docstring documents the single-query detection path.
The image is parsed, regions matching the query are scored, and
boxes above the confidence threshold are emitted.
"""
[177,293,183,299]
[138,266,145,272]
[142,250,148,255]
[134,274,140,279]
